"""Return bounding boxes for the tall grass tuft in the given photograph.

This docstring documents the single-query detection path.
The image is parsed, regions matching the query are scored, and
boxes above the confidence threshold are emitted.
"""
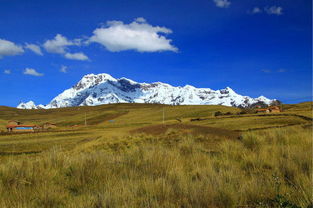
[0,126,311,207]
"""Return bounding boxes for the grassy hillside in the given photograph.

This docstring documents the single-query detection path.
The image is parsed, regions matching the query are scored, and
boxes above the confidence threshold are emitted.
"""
[0,103,311,207]
[0,103,311,154]
[282,102,313,117]
[0,102,311,130]
[0,104,239,128]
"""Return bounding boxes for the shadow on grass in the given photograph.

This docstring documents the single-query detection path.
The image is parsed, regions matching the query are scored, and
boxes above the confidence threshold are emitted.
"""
[0,151,41,156]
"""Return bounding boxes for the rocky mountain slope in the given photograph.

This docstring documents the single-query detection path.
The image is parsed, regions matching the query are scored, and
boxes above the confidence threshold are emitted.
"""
[17,73,275,109]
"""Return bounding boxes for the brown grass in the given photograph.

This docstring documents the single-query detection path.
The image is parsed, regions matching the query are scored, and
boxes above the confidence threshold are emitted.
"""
[131,123,240,139]
[0,126,311,208]
[0,103,311,207]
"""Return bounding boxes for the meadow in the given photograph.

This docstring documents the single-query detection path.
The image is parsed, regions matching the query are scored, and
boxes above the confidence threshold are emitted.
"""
[0,102,312,207]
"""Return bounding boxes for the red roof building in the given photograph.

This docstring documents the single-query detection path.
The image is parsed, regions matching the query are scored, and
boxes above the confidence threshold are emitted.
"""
[6,124,36,132]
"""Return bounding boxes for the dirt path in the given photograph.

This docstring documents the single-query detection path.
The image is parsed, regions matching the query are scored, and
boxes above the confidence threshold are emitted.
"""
[236,123,311,132]
[191,113,313,122]
[189,113,312,132]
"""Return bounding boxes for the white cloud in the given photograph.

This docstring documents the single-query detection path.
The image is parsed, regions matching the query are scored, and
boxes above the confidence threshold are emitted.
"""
[0,39,24,58]
[60,65,68,73]
[265,6,283,15]
[23,68,44,76]
[213,0,231,8]
[25,43,43,55]
[4,69,11,74]
[88,18,178,52]
[135,17,146,23]
[43,34,88,61]
[249,7,262,14]
[64,52,89,61]
[43,34,76,54]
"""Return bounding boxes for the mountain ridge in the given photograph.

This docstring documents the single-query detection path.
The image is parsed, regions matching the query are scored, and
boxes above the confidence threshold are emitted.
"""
[17,73,276,109]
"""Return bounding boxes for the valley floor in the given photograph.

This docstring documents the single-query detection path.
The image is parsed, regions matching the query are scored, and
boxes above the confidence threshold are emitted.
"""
[0,102,312,207]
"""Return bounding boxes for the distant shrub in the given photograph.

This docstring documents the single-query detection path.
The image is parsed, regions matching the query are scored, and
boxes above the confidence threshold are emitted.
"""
[238,109,256,114]
[214,111,223,116]
[214,111,233,116]
[176,118,182,123]
[272,194,301,208]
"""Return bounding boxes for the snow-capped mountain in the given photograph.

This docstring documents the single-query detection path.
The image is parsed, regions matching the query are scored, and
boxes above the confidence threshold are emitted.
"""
[17,73,276,109]
[17,101,37,109]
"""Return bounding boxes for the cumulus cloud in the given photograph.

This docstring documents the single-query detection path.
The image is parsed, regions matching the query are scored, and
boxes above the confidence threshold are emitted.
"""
[213,0,231,8]
[43,34,88,60]
[88,18,178,52]
[23,68,44,76]
[4,69,11,74]
[64,52,89,61]
[265,6,283,15]
[135,17,146,23]
[43,34,76,54]
[25,43,43,55]
[249,7,262,14]
[248,6,283,16]
[0,39,24,58]
[60,65,68,73]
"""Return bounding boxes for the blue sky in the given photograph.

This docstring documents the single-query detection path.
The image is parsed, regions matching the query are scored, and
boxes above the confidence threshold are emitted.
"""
[0,0,311,107]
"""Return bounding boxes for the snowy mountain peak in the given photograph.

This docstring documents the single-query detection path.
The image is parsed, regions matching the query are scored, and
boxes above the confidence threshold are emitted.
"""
[74,73,117,90]
[17,101,37,109]
[17,73,277,109]
[119,77,138,84]
[82,73,115,80]
[219,87,235,94]
[184,84,196,89]
[257,95,271,102]
[225,86,235,92]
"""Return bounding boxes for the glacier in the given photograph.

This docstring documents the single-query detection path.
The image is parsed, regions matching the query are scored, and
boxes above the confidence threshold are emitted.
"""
[17,73,276,109]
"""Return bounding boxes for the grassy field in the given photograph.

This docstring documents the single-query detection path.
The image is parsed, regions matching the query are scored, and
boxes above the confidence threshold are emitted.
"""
[0,102,312,207]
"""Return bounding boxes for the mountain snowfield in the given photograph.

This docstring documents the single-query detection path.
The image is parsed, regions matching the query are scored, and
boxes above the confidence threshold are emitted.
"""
[17,73,275,109]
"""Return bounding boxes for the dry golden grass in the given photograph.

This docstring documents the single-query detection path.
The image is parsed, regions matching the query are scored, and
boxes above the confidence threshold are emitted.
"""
[0,126,311,208]
[282,102,313,118]
[0,104,236,125]
[0,103,312,207]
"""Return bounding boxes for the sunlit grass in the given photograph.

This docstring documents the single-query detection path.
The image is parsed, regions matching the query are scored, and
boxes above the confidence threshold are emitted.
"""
[0,126,311,208]
[0,103,311,207]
